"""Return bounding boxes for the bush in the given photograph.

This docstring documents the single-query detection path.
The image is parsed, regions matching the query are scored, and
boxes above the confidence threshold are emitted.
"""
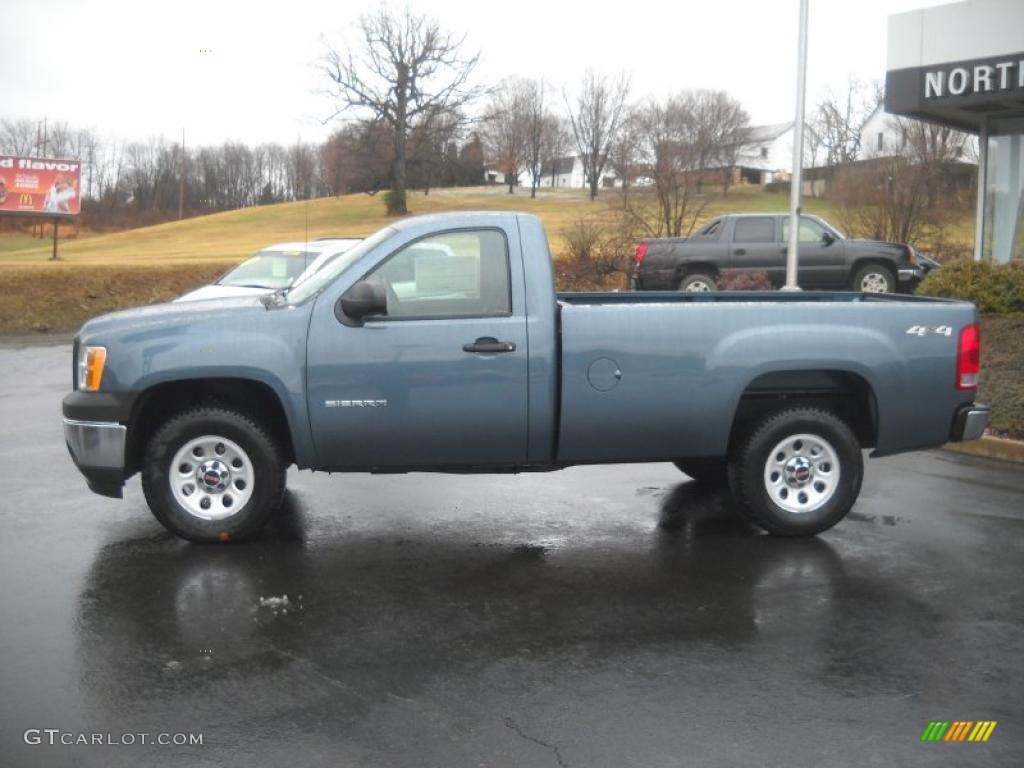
[383,188,407,216]
[978,315,1024,439]
[916,260,1024,314]
[764,181,790,195]
[558,216,635,290]
[717,270,773,291]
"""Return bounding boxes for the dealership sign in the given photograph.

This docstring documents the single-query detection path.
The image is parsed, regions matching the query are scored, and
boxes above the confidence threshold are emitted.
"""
[0,155,82,216]
[885,50,1024,130]
[924,57,1024,99]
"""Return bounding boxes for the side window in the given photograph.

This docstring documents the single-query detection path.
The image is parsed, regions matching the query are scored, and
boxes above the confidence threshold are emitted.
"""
[366,229,511,319]
[733,217,775,243]
[697,219,721,238]
[781,217,828,243]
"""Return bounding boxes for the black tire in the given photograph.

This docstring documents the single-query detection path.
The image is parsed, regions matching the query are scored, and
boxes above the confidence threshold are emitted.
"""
[672,458,728,485]
[851,263,895,293]
[678,272,717,292]
[727,408,863,537]
[141,406,287,543]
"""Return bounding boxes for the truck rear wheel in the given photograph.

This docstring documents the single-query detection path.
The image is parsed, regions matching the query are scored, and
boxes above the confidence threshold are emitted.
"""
[728,408,863,536]
[141,406,286,543]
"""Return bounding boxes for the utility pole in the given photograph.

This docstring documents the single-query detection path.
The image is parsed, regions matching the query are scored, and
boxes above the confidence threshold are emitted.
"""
[178,127,185,220]
[783,0,810,292]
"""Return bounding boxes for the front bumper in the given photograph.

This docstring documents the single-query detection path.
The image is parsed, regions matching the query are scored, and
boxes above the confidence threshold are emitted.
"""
[897,266,925,289]
[950,404,990,442]
[64,418,127,498]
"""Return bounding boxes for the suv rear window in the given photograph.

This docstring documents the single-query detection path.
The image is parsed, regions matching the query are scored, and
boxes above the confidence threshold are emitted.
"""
[733,217,775,243]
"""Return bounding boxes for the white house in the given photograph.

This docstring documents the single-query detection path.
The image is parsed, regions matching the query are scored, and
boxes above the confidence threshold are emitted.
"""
[485,155,620,190]
[732,122,798,183]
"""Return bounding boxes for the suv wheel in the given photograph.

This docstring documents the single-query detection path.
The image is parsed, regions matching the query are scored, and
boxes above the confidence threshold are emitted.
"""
[679,272,717,292]
[852,264,895,293]
[141,406,287,542]
[728,408,863,536]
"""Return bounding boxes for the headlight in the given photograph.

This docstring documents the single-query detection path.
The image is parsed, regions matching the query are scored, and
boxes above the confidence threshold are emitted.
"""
[77,345,107,391]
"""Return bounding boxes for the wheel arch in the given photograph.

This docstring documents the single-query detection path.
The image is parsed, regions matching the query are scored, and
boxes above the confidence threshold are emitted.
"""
[850,256,897,282]
[125,377,297,477]
[727,368,879,453]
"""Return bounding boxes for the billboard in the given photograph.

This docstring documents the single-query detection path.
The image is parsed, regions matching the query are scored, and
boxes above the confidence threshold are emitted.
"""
[0,155,82,216]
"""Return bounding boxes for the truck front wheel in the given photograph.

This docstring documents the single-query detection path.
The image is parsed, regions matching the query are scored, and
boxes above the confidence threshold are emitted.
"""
[728,408,863,536]
[141,406,287,543]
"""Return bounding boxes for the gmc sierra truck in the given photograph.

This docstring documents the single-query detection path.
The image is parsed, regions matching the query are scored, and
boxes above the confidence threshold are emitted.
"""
[63,212,987,542]
[633,213,927,293]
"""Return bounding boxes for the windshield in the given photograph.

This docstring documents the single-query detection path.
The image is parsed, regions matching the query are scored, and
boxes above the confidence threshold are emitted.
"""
[218,250,316,289]
[285,227,397,304]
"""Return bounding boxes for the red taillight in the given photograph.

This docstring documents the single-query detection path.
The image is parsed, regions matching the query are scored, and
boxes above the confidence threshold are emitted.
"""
[635,242,649,267]
[956,322,980,390]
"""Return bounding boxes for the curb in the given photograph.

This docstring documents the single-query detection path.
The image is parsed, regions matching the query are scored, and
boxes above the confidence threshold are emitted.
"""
[944,434,1024,464]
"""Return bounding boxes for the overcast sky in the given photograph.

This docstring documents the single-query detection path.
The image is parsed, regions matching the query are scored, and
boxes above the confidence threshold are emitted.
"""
[2,0,960,148]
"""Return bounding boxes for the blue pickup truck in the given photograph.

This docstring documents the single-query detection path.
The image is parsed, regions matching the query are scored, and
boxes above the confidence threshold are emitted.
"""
[64,212,988,542]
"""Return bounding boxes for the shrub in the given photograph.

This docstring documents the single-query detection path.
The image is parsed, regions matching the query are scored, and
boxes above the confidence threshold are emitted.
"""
[916,260,1024,314]
[558,215,635,290]
[717,270,773,291]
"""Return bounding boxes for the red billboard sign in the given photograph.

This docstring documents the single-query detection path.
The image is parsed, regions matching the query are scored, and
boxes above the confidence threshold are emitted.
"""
[0,155,82,216]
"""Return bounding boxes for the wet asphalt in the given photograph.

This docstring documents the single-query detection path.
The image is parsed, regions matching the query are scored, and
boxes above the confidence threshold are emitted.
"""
[0,340,1021,768]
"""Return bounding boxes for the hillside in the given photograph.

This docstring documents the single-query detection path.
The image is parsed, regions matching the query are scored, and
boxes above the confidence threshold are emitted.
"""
[0,185,843,266]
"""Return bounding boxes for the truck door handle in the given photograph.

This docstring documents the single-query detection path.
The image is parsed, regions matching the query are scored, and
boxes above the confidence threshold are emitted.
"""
[733,248,746,255]
[463,337,516,354]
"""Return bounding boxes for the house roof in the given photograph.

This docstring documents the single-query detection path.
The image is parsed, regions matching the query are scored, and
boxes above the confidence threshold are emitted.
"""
[742,122,793,143]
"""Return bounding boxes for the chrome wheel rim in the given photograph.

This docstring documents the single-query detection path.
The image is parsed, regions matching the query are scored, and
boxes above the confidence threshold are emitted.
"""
[684,278,713,292]
[169,435,253,520]
[859,272,889,292]
[763,433,840,514]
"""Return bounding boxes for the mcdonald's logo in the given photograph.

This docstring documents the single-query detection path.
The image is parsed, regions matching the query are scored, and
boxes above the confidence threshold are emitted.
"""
[19,193,33,205]
[921,720,997,742]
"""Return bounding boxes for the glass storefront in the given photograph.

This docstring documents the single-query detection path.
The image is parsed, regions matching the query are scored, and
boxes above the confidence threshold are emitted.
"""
[983,117,1024,263]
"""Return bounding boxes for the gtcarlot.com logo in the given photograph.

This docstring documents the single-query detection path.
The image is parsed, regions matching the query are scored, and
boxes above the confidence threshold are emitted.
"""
[921,721,997,742]
[24,729,203,746]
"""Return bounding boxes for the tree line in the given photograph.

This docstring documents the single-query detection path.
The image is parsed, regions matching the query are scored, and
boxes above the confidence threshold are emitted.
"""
[3,4,972,238]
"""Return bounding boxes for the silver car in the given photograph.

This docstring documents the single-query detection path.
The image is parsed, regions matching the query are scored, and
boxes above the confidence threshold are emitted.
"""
[176,238,362,302]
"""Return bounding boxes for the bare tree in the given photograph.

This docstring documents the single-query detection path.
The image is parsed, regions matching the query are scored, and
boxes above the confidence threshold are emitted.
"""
[520,78,555,198]
[0,118,40,155]
[810,79,882,167]
[539,115,572,190]
[832,117,970,244]
[630,95,709,237]
[684,90,748,194]
[564,70,630,200]
[608,105,642,204]
[322,6,483,215]
[481,78,533,194]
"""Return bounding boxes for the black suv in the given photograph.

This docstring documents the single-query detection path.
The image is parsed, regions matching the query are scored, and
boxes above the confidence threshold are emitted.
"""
[632,214,928,293]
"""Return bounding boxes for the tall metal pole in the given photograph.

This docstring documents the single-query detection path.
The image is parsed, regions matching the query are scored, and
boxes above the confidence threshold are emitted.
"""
[783,0,810,291]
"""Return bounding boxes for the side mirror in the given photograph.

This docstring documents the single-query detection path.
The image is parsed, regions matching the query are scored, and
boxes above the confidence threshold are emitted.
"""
[821,231,836,246]
[339,280,387,322]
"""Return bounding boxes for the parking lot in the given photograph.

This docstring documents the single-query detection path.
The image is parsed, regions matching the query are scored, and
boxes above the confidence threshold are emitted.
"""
[1,339,1022,767]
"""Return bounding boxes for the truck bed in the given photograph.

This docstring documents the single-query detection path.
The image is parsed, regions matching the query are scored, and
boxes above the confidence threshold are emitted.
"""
[554,291,976,464]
